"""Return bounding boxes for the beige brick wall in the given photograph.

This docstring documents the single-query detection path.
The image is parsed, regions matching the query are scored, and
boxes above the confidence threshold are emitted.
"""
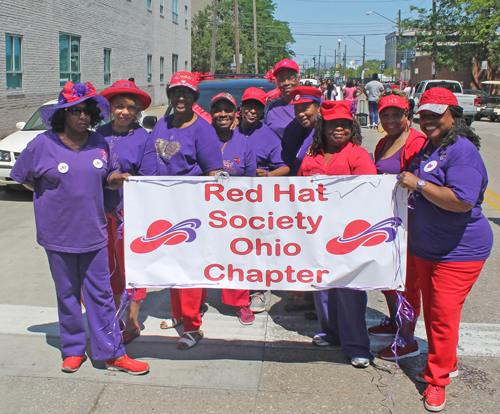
[0,0,191,137]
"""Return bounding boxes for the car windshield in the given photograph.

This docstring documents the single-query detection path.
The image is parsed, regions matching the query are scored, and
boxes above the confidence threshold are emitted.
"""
[22,104,53,130]
[425,82,462,93]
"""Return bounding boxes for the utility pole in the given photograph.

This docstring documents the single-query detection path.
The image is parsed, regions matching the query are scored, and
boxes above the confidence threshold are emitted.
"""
[343,44,347,81]
[318,46,321,78]
[362,36,366,86]
[210,0,217,74]
[235,0,240,73]
[396,9,401,85]
[252,0,258,74]
[432,0,436,79]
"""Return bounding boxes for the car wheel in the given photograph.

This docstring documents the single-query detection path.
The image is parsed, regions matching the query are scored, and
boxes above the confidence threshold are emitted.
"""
[489,115,498,122]
[474,114,481,121]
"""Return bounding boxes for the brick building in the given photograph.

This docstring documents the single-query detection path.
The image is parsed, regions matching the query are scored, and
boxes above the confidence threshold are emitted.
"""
[410,55,473,87]
[0,0,191,137]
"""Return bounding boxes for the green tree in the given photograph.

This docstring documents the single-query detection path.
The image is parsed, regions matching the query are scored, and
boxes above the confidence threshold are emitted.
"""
[401,0,500,87]
[191,0,295,74]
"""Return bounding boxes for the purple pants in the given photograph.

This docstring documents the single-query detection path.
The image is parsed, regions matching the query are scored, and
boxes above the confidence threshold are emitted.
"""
[46,247,125,360]
[314,288,373,360]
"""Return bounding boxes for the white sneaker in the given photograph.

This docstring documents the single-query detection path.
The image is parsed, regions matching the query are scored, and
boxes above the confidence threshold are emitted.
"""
[416,368,459,383]
[351,357,371,368]
[249,292,266,313]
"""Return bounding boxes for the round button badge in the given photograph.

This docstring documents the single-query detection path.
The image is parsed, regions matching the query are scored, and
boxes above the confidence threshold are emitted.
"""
[93,159,103,169]
[58,163,69,174]
[423,160,438,172]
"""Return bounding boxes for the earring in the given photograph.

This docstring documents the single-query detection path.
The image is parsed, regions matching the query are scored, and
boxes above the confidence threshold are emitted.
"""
[405,120,410,132]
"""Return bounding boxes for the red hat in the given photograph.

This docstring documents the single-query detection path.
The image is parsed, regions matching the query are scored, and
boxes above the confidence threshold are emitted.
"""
[321,100,353,121]
[168,71,198,91]
[416,87,458,114]
[241,87,267,106]
[377,95,409,113]
[273,59,300,77]
[290,86,322,105]
[100,79,152,110]
[210,92,237,108]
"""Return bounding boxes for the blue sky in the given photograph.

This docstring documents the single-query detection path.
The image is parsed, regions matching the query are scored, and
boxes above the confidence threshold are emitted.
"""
[271,0,432,68]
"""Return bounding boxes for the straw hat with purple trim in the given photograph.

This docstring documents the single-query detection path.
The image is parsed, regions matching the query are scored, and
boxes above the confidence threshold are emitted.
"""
[416,87,458,115]
[40,81,110,128]
[100,79,152,110]
[290,86,322,105]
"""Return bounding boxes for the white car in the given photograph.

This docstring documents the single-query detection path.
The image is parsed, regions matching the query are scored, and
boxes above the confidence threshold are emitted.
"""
[0,100,57,189]
[0,101,152,190]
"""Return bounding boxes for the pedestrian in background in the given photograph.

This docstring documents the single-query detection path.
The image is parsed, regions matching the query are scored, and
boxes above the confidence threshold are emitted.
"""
[98,80,156,344]
[397,87,493,412]
[10,82,149,375]
[364,73,385,129]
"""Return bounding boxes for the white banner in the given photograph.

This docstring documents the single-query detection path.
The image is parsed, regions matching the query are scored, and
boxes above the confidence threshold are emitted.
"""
[124,175,407,291]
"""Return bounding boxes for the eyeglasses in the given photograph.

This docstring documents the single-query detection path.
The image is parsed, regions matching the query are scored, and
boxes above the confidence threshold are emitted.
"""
[277,75,298,84]
[65,107,91,116]
[170,89,195,99]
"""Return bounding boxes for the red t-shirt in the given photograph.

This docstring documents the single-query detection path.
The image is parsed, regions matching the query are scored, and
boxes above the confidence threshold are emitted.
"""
[298,142,377,176]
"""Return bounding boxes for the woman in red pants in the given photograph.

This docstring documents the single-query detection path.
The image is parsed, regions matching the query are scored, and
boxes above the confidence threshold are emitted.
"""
[397,87,493,412]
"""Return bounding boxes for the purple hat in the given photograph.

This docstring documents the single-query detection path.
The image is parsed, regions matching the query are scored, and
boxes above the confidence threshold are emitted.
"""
[40,81,110,128]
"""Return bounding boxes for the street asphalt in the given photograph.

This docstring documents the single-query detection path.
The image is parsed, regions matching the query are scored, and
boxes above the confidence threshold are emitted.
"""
[1,106,500,413]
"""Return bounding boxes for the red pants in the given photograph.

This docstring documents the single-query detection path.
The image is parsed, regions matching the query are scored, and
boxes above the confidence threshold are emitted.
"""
[382,252,421,318]
[411,253,485,386]
[106,213,147,302]
[221,289,249,307]
[170,288,207,331]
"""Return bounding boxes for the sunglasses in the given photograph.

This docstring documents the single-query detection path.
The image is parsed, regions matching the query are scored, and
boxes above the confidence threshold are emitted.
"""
[65,107,92,116]
[170,89,195,98]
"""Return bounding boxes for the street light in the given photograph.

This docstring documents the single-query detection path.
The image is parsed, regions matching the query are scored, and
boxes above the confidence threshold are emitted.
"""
[344,35,366,86]
[366,10,401,83]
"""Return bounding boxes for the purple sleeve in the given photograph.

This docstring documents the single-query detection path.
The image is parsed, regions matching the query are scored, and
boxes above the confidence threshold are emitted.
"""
[105,142,121,183]
[138,133,157,176]
[197,140,223,173]
[268,143,287,170]
[10,147,35,184]
[445,165,484,206]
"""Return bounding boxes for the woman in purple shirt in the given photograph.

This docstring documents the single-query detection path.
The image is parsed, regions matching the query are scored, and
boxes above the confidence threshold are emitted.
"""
[398,88,493,412]
[154,72,223,350]
[10,82,149,375]
[98,80,156,344]
[210,92,256,325]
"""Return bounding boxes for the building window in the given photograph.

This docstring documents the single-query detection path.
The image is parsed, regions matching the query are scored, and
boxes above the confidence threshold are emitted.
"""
[160,57,164,82]
[5,35,23,89]
[172,0,178,21]
[147,0,152,10]
[172,54,178,73]
[160,0,164,15]
[104,48,111,85]
[59,34,80,87]
[147,54,152,83]
[185,60,188,71]
[185,5,188,27]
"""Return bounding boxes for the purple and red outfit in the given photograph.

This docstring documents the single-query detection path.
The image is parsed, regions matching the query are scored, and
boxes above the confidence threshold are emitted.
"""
[298,142,376,360]
[408,136,493,386]
[96,123,157,301]
[374,128,426,316]
[263,98,297,140]
[10,130,125,360]
[152,114,223,331]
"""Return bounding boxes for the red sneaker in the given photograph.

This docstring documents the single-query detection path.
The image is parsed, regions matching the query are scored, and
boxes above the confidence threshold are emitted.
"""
[106,355,150,375]
[236,306,255,325]
[368,316,398,336]
[423,385,446,412]
[62,355,87,373]
[378,338,420,361]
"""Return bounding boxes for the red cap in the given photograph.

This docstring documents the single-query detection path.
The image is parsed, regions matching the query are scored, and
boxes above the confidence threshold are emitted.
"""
[321,100,353,121]
[100,79,152,110]
[290,86,322,105]
[273,59,300,77]
[241,87,267,106]
[416,87,458,114]
[210,92,237,108]
[377,95,409,114]
[169,71,198,91]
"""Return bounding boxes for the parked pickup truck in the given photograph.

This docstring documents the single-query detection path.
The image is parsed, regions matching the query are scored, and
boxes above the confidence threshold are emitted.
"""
[413,80,477,126]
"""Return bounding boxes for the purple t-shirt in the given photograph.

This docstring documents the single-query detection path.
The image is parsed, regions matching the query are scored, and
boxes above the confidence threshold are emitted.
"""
[96,123,157,214]
[235,122,287,172]
[281,119,313,175]
[263,98,296,140]
[375,146,404,175]
[295,132,314,175]
[408,136,493,262]
[10,130,119,253]
[219,133,256,177]
[152,114,223,176]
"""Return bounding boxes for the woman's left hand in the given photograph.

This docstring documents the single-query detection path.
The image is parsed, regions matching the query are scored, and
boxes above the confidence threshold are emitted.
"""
[108,172,131,190]
[397,171,419,191]
[256,168,269,177]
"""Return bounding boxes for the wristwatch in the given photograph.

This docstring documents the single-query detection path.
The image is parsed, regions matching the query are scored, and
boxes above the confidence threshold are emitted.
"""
[416,179,426,192]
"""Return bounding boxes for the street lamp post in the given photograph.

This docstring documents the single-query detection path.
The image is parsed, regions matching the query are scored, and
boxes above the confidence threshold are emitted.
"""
[344,35,366,86]
[366,10,401,84]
